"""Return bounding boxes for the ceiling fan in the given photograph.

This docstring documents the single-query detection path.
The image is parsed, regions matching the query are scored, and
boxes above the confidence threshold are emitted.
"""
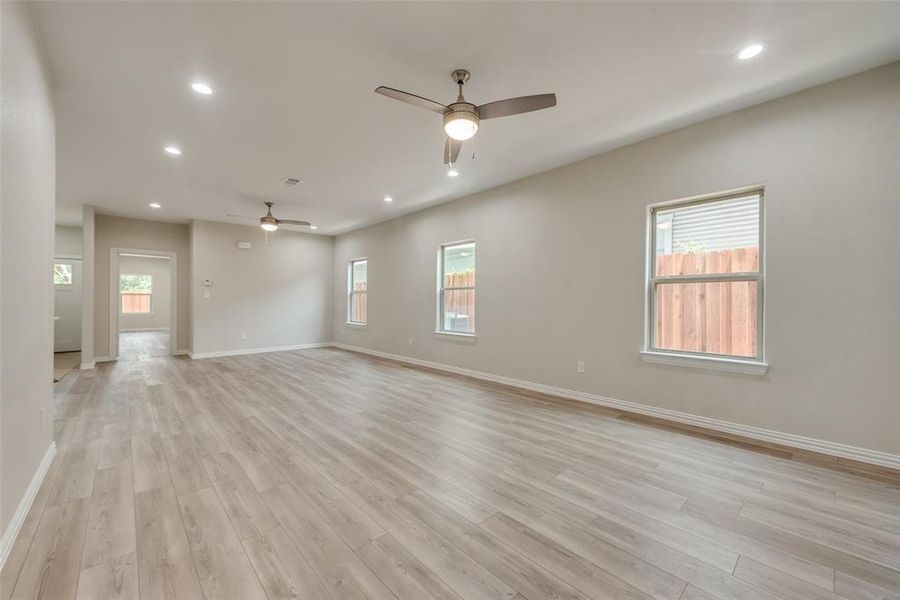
[375,69,557,165]
[227,201,311,232]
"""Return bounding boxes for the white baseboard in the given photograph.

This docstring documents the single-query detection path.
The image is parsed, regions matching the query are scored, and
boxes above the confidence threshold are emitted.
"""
[174,349,190,356]
[190,342,331,360]
[332,343,900,471]
[0,442,56,571]
[79,360,95,370]
[93,356,114,363]
[119,327,170,332]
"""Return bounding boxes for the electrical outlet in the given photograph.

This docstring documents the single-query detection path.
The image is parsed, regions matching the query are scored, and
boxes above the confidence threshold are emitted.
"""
[408,338,414,346]
[203,290,211,299]
[240,332,247,340]
[576,360,585,373]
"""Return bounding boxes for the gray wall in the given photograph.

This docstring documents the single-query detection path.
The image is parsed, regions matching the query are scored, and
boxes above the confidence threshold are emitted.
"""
[55,225,82,256]
[191,220,333,355]
[1,1,56,534]
[94,215,190,357]
[334,63,900,455]
[81,206,95,366]
[118,255,172,331]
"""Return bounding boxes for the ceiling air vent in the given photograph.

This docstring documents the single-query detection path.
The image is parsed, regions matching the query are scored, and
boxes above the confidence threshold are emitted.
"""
[281,177,301,187]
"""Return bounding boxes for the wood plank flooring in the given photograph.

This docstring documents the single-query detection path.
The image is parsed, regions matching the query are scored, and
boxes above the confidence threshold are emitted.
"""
[3,347,899,599]
[118,331,170,360]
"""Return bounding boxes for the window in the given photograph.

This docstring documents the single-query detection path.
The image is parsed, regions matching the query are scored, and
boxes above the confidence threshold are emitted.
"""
[438,241,475,334]
[646,190,764,364]
[53,263,73,286]
[120,273,152,314]
[348,259,367,324]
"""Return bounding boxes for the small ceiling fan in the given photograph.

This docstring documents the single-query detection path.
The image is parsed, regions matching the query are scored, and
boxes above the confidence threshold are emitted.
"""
[227,201,311,232]
[375,69,557,165]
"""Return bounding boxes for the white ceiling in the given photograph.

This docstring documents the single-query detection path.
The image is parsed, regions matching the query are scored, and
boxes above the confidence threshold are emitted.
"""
[34,1,900,233]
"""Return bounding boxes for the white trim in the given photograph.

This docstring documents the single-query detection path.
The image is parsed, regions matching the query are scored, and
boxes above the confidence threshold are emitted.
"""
[331,343,900,471]
[345,322,368,328]
[190,342,330,359]
[433,330,477,341]
[639,350,768,375]
[347,257,368,325]
[437,239,476,335]
[79,360,95,370]
[97,352,184,363]
[644,186,766,365]
[650,184,767,211]
[119,327,170,332]
[0,443,56,571]
[54,253,83,260]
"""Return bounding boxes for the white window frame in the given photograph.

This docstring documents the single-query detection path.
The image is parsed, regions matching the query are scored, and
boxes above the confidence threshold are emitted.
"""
[641,187,767,375]
[436,240,476,337]
[347,258,367,325]
[53,262,74,287]
[120,273,153,315]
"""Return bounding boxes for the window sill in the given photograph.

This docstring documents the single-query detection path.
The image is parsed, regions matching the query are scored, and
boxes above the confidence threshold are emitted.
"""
[345,322,367,329]
[434,330,476,342]
[639,350,768,375]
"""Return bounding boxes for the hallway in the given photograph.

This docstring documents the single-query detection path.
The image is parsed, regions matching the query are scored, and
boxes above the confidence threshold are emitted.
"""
[117,331,169,360]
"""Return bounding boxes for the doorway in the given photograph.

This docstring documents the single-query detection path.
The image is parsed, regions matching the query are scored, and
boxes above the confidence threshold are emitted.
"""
[53,255,83,381]
[109,248,177,360]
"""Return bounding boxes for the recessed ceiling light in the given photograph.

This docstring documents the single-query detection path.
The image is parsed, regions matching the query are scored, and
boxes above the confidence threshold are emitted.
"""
[447,168,459,177]
[310,225,318,230]
[191,82,213,95]
[736,43,765,61]
[383,196,393,203]
[164,145,181,155]
[149,202,161,209]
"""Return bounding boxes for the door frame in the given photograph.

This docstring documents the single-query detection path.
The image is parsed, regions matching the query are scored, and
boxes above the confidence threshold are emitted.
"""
[108,247,177,359]
[54,254,83,353]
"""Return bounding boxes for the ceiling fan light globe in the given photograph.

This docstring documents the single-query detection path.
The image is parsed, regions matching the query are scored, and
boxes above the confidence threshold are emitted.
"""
[444,113,478,141]
[261,221,278,232]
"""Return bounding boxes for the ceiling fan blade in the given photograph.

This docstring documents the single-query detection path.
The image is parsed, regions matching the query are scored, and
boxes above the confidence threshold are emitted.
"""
[226,214,260,221]
[375,86,447,114]
[443,137,462,165]
[477,93,557,120]
[276,219,312,227]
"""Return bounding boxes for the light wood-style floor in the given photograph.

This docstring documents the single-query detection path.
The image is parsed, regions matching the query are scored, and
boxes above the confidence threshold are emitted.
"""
[3,347,899,600]
[119,331,170,360]
[53,351,81,383]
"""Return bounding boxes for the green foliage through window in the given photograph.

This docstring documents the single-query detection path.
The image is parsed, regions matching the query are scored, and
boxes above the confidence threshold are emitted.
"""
[54,263,73,285]
[120,273,152,293]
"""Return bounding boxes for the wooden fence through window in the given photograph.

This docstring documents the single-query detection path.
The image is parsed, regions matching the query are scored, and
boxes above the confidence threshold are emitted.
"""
[350,255,753,355]
[121,293,151,314]
[655,247,758,357]
[351,283,367,323]
[442,272,475,331]
[351,274,476,329]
